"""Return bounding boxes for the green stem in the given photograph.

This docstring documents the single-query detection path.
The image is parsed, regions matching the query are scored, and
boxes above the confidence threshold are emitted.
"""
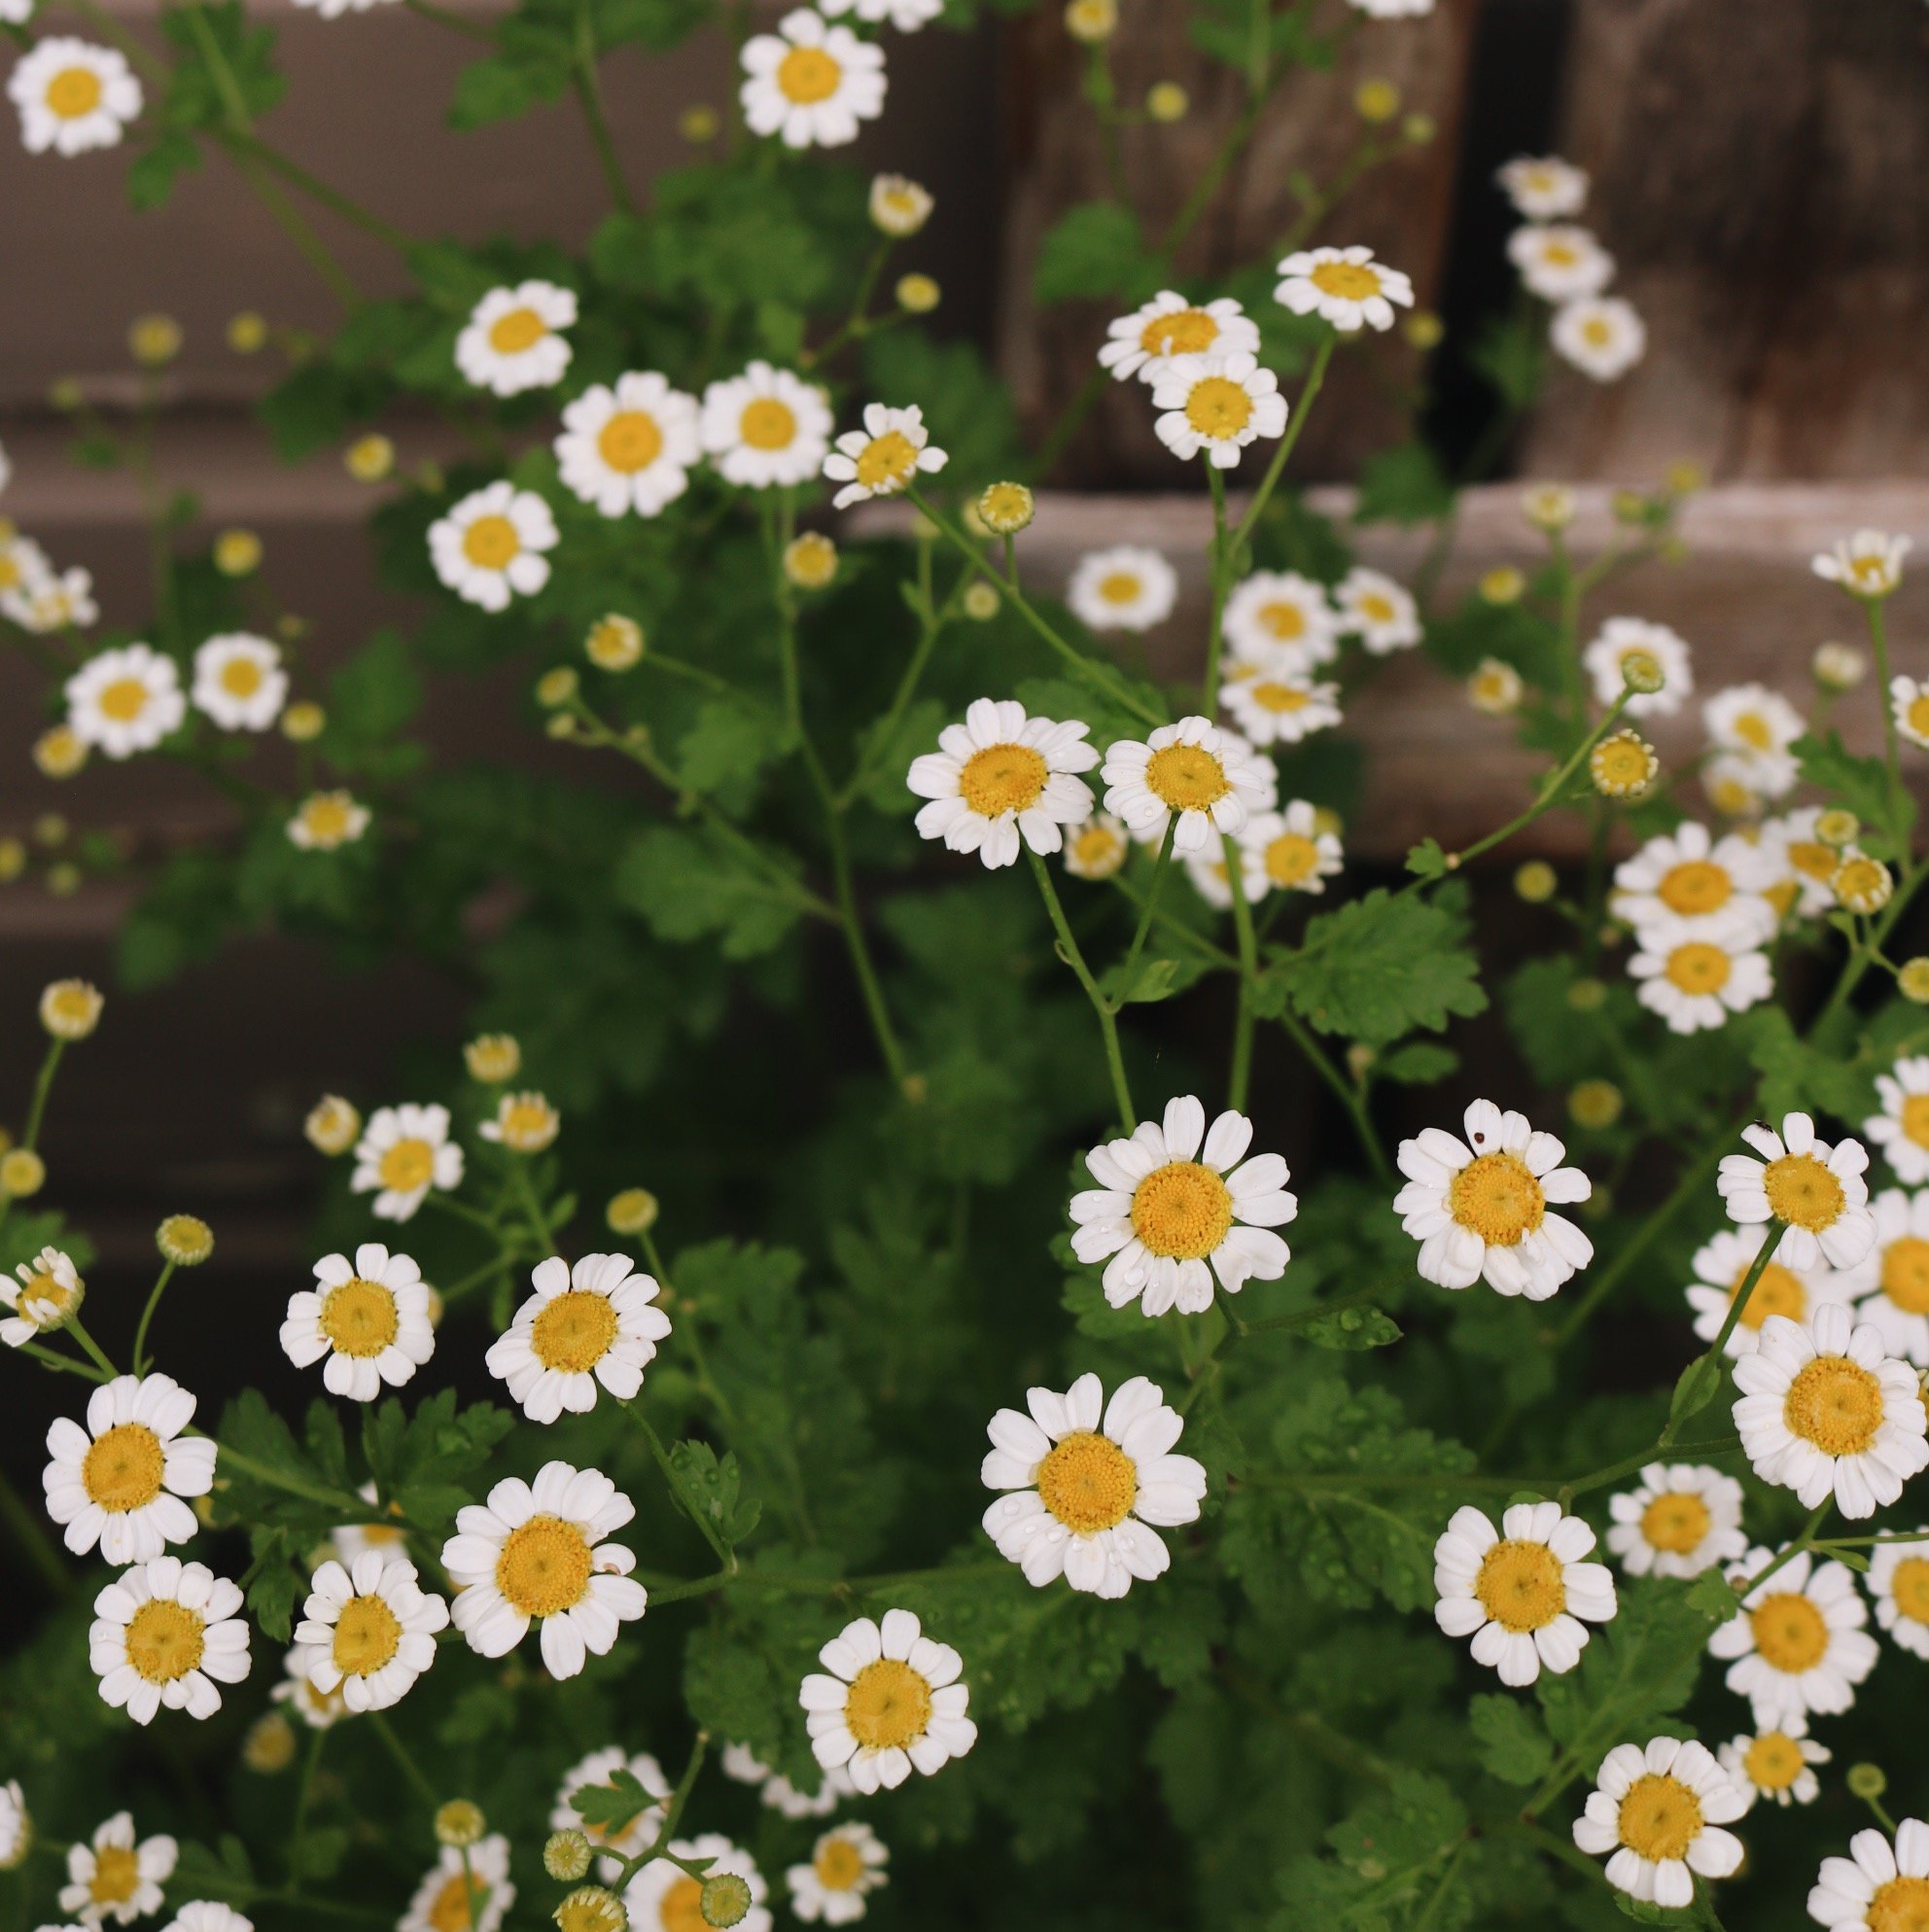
[20,1038,65,1151]
[216,130,414,253]
[1228,332,1336,560]
[1109,820,1177,1005]
[403,0,497,37]
[1274,1003,1391,1186]
[0,1462,70,1595]
[1224,832,1259,1111]
[1864,598,1908,838]
[64,1313,120,1380]
[130,1261,178,1376]
[571,0,636,214]
[620,1399,738,1568]
[1676,1223,1782,1399]
[1203,461,1232,712]
[511,1162,557,1252]
[369,1712,438,1810]
[1028,848,1135,1130]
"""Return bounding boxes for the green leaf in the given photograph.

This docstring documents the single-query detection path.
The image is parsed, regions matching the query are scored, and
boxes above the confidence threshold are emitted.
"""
[1300,1305,1402,1351]
[1536,1581,1724,1759]
[571,1766,657,1837]
[127,131,201,210]
[1796,729,1912,849]
[614,824,810,961]
[1097,955,1210,1006]
[1372,1041,1457,1087]
[1743,1004,1876,1124]
[667,1440,763,1550]
[1353,440,1456,527]
[1403,836,1450,881]
[675,698,791,796]
[1469,1694,1554,1785]
[1032,201,1154,306]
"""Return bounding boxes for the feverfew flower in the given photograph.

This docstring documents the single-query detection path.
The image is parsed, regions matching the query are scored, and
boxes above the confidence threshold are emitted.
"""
[10,40,142,156]
[1469,657,1523,716]
[1552,296,1647,380]
[292,1552,448,1713]
[823,403,945,508]
[1611,822,1778,942]
[1813,530,1911,600]
[551,1748,669,1879]
[403,1837,512,1932]
[867,173,931,236]
[1867,1529,1929,1659]
[1222,570,1340,666]
[1394,1099,1593,1299]
[1732,1306,1927,1518]
[1604,1463,1747,1579]
[4,1244,84,1347]
[454,282,577,396]
[1835,1187,1929,1365]
[1274,246,1415,332]
[59,1814,177,1926]
[1719,1720,1829,1809]
[1684,1226,1846,1359]
[720,1745,851,1820]
[1629,914,1772,1034]
[1704,682,1805,766]
[1237,800,1343,896]
[1835,850,1894,916]
[1062,812,1130,881]
[1333,566,1420,653]
[429,482,558,613]
[555,374,701,519]
[1570,1738,1744,1909]
[822,0,938,28]
[1507,223,1614,301]
[351,1102,464,1221]
[1591,728,1658,799]
[1496,155,1588,220]
[164,1908,252,1932]
[1432,1501,1616,1685]
[88,1557,251,1725]
[442,1461,647,1679]
[280,1244,435,1402]
[5,565,96,634]
[1102,715,1272,853]
[981,1373,1206,1597]
[1708,1545,1876,1726]
[1066,546,1177,632]
[1070,1095,1295,1316]
[191,633,286,732]
[65,644,186,759]
[1892,677,1929,751]
[1149,351,1286,468]
[797,1608,975,1793]
[1096,292,1260,385]
[1809,1820,1929,1931]
[787,1821,887,1924]
[1717,1111,1876,1272]
[700,363,833,489]
[485,1252,671,1423]
[479,1090,560,1153]
[740,11,885,151]
[43,1373,215,1565]
[1867,1058,1929,1184]
[906,698,1096,870]
[330,1481,409,1568]
[287,790,370,853]
[625,1837,769,1932]
[1583,615,1692,717]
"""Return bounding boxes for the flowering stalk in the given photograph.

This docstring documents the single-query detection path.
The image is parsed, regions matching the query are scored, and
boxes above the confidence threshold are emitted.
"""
[1026,848,1135,1130]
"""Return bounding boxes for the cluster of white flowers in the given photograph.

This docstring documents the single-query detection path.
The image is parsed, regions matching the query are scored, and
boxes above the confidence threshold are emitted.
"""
[0,523,96,637]
[1496,154,1645,381]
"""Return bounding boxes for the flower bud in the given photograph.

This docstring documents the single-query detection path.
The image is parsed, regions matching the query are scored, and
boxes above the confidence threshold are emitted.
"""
[283,702,327,742]
[784,533,838,590]
[895,273,940,315]
[33,726,88,779]
[607,1188,659,1235]
[1590,729,1658,799]
[1514,861,1557,904]
[544,1831,593,1882]
[700,1875,753,1928]
[1817,809,1859,849]
[228,312,269,355]
[305,1095,362,1156]
[1566,977,1607,1013]
[1811,641,1865,691]
[157,1215,214,1267]
[1,1148,47,1199]
[1847,1763,1888,1802]
[975,483,1035,536]
[1402,311,1444,351]
[554,1886,626,1932]
[242,1711,297,1773]
[1619,650,1666,696]
[0,837,23,883]
[1353,78,1399,123]
[129,314,183,368]
[1900,959,1929,1004]
[537,666,579,709]
[214,529,263,578]
[1467,657,1523,717]
[679,104,719,142]
[585,615,645,672]
[1568,1079,1623,1130]
[40,978,104,1040]
[1145,81,1187,122]
[963,581,1000,621]
[465,1034,521,1083]
[1064,0,1116,40]
[435,1801,486,1848]
[868,173,933,237]
[1521,483,1576,534]
[346,434,395,482]
[1479,565,1525,606]
[1834,854,1893,915]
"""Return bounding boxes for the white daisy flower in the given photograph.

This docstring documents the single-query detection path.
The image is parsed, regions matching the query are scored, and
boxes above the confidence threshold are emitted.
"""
[1506,223,1614,301]
[1892,677,1929,752]
[441,1460,647,1679]
[1868,1529,1929,1659]
[1469,656,1524,715]
[65,643,185,759]
[191,633,286,732]
[1332,566,1420,654]
[4,1244,84,1348]
[1628,914,1773,1034]
[550,1748,669,1879]
[1274,245,1415,333]
[1222,570,1340,666]
[1717,1112,1876,1272]
[1069,1095,1295,1316]
[287,790,370,853]
[401,1836,512,1932]
[1219,663,1343,747]
[1708,1545,1877,1727]
[867,173,932,236]
[981,1373,1206,1598]
[555,373,701,519]
[1604,1463,1747,1579]
[719,1745,852,1819]
[1102,715,1272,854]
[1552,296,1647,381]
[1432,1501,1616,1685]
[0,1780,25,1869]
[1684,1226,1847,1359]
[58,1815,177,1926]
[1719,1719,1829,1809]
[739,10,884,150]
[906,697,1097,870]
[10,40,142,156]
[1809,1820,1929,1931]
[350,1102,465,1221]
[453,282,577,397]
[291,1551,447,1714]
[1868,1058,1929,1184]
[1394,1099,1594,1299]
[1065,546,1178,632]
[1833,1187,1929,1365]
[1733,1305,1928,1519]
[787,1822,887,1925]
[163,1908,252,1932]
[1096,291,1260,386]
[1062,812,1131,881]
[1758,808,1842,920]
[1611,822,1778,941]
[280,1244,435,1402]
[1570,1737,1744,1910]
[1582,615,1692,717]
[1704,682,1805,763]
[625,1836,769,1932]
[824,403,945,508]
[1149,351,1287,467]
[477,1089,560,1153]
[700,362,833,489]
[4,564,97,633]
[271,1643,348,1729]
[429,482,557,613]
[797,1607,976,1793]
[1237,801,1342,897]
[485,1252,672,1423]
[88,1556,252,1725]
[42,1373,215,1565]
[1496,155,1588,220]
[820,0,937,29]
[1181,847,1245,910]
[0,532,52,600]
[1813,530,1911,600]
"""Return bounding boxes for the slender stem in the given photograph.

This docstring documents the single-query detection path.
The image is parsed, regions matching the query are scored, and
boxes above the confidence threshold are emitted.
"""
[369,1712,439,1809]
[510,1162,557,1252]
[1223,833,1259,1111]
[1228,332,1336,559]
[21,1038,65,1151]
[1558,1434,1743,1511]
[1028,848,1135,1129]
[571,0,636,214]
[286,1723,326,1888]
[130,1261,178,1376]
[1679,1223,1783,1395]
[619,1399,738,1568]
[1110,821,1177,1004]
[608,1734,711,1892]
[64,1313,121,1380]
[1273,1002,1391,1186]
[403,0,497,37]
[1864,598,1908,838]
[216,130,414,253]
[0,1462,70,1595]
[1203,461,1232,712]
[215,1439,366,1513]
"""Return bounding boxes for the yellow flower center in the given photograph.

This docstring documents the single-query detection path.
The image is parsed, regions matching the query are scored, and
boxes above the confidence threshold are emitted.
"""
[97,677,151,723]
[1583,317,1613,347]
[1182,375,1253,439]
[1097,571,1143,605]
[1264,832,1320,889]
[1035,1430,1138,1533]
[18,1269,77,1325]
[1750,1591,1829,1671]
[88,1845,141,1904]
[1258,600,1306,639]
[220,657,265,697]
[1762,1152,1845,1232]
[333,1592,403,1675]
[1473,1539,1564,1632]
[854,431,917,492]
[320,1278,401,1358]
[47,66,104,118]
[1143,744,1231,812]
[1356,592,1396,623]
[1728,1257,1805,1328]
[1900,1095,1929,1152]
[496,1514,594,1617]
[1129,1160,1234,1259]
[1541,240,1578,267]
[1448,1150,1544,1247]
[1639,1492,1711,1555]
[1880,1236,1929,1315]
[461,515,521,571]
[1783,1355,1883,1457]
[1246,680,1310,714]
[428,1872,492,1932]
[843,1657,932,1751]
[1309,260,1383,300]
[1656,860,1732,916]
[1869,1879,1929,1932]
[300,796,356,845]
[1595,738,1651,790]
[1908,698,1929,739]
[1890,1557,1929,1624]
[530,1290,619,1372]
[1069,825,1122,872]
[1742,1730,1805,1792]
[777,45,842,104]
[498,1099,556,1148]
[124,1598,206,1684]
[656,1877,707,1932]
[1789,839,1836,884]
[596,411,664,474]
[958,742,1047,818]
[1837,858,1888,906]
[379,1138,436,1194]
[1731,710,1773,751]
[83,1423,166,1513]
[1140,308,1216,357]
[813,1838,866,1892]
[486,307,547,355]
[739,399,797,450]
[1851,554,1889,587]
[1664,942,1732,995]
[1616,1774,1702,1863]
